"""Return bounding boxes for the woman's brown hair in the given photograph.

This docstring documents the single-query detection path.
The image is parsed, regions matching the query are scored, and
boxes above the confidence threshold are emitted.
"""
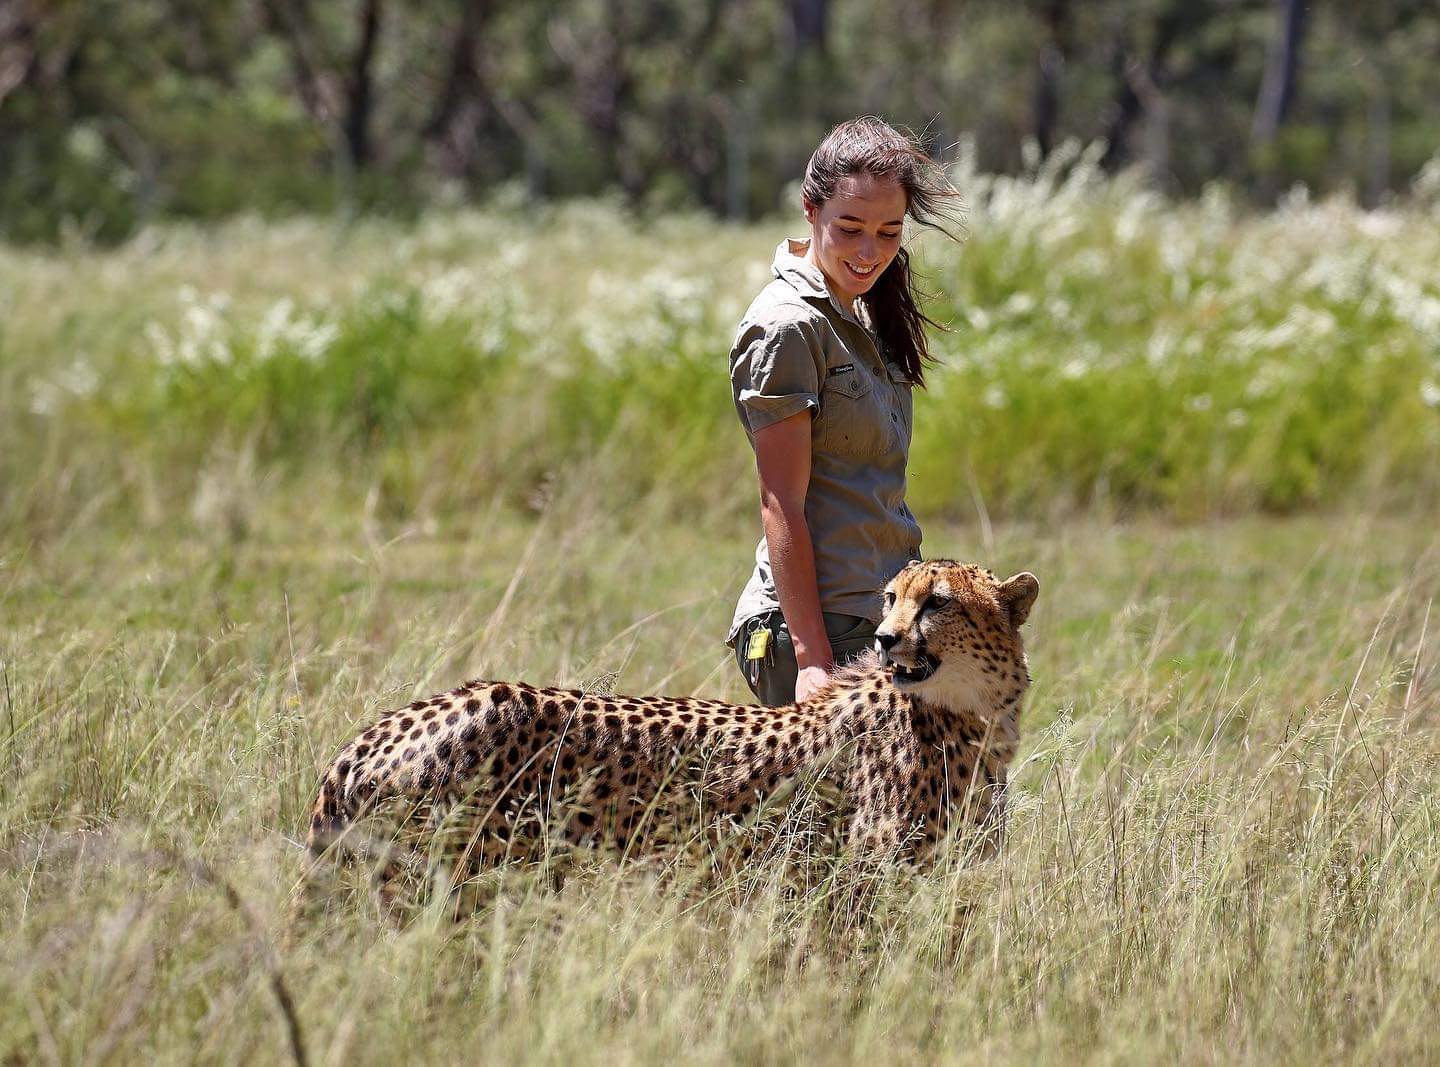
[800,116,962,387]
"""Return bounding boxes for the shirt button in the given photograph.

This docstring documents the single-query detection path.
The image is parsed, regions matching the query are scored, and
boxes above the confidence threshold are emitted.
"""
[891,413,898,422]
[872,366,882,376]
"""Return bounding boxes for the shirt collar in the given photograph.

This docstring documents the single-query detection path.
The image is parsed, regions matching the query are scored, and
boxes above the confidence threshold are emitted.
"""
[772,237,864,327]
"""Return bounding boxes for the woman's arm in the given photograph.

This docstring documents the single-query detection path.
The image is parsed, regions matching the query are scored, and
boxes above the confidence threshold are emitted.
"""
[753,410,833,701]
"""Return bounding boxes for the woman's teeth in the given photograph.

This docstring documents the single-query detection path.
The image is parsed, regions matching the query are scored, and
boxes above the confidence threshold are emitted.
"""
[846,261,875,277]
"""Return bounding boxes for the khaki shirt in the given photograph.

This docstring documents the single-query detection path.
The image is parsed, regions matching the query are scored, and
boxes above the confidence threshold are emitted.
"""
[727,237,922,644]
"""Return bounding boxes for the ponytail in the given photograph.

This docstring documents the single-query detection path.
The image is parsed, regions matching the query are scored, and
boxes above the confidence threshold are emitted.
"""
[859,246,945,385]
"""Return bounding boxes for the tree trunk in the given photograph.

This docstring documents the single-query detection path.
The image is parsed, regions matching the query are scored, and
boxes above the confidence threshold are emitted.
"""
[424,1,491,181]
[1101,9,1183,177]
[1364,64,1390,206]
[342,0,383,170]
[0,2,39,109]
[724,92,755,220]
[260,0,384,175]
[1251,0,1306,147]
[788,0,827,55]
[1031,0,1071,158]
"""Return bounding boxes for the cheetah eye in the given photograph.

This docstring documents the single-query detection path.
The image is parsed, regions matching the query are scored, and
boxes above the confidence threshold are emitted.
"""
[921,595,949,615]
[882,591,896,611]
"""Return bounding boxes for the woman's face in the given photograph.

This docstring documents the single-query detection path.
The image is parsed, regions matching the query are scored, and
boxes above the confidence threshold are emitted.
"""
[803,172,907,309]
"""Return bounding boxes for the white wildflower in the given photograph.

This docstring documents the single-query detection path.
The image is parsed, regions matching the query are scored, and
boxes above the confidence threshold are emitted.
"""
[27,356,98,415]
[1003,292,1036,316]
[29,381,61,416]
[256,297,336,363]
[55,357,98,397]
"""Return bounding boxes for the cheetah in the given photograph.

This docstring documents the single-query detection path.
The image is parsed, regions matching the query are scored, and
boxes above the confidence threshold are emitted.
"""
[307,561,1038,895]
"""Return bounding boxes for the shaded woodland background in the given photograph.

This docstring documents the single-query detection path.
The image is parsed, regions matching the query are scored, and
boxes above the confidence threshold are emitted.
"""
[2,0,1438,243]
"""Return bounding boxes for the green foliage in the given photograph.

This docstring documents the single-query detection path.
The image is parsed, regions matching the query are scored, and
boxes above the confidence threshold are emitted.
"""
[3,0,1440,241]
[5,166,1436,537]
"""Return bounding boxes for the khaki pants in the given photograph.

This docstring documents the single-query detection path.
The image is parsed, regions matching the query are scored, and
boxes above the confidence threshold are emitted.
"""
[733,611,878,707]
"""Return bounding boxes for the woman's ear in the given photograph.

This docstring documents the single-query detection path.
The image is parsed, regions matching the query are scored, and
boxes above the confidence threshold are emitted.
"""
[802,198,817,224]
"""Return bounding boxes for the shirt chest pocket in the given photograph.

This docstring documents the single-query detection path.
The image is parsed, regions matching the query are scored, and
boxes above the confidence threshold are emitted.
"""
[816,364,894,459]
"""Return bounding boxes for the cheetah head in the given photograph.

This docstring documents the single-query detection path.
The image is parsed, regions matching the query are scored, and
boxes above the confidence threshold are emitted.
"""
[874,561,1039,710]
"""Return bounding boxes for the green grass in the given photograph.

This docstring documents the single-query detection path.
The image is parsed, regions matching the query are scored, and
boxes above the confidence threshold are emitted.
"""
[2,170,1438,1062]
[2,503,1437,1064]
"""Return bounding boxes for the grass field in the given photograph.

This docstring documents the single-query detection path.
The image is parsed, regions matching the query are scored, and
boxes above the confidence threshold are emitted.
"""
[2,162,1439,1063]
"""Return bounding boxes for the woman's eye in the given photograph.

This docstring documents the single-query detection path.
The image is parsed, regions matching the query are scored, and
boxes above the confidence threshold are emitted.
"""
[880,231,901,240]
[837,227,861,236]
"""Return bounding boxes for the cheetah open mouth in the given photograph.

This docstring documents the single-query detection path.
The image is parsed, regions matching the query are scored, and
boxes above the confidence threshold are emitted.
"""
[891,653,939,686]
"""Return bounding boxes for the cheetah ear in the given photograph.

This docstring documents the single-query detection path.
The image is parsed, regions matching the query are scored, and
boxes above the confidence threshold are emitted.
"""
[999,573,1039,627]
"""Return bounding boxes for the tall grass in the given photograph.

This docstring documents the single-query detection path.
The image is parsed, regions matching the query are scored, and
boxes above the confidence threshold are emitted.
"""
[1,506,1435,1063]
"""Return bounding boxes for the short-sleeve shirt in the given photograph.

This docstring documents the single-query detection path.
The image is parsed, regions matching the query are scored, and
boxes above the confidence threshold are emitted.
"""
[727,237,922,644]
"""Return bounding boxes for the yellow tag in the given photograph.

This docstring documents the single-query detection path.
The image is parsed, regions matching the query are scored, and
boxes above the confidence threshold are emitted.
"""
[745,628,772,661]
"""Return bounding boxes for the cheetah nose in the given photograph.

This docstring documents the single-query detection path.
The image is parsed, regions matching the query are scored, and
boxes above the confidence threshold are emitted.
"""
[874,632,897,664]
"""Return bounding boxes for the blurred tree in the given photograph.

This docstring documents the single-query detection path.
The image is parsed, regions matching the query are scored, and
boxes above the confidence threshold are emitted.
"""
[1029,0,1074,157]
[2,0,1438,241]
[788,0,828,55]
[422,0,493,181]
[1251,0,1306,147]
[257,0,386,184]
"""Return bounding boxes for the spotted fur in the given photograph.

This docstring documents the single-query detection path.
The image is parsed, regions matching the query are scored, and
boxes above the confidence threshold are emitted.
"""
[307,560,1038,893]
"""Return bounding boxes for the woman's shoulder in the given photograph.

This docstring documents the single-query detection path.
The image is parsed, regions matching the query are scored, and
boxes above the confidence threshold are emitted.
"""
[735,280,829,337]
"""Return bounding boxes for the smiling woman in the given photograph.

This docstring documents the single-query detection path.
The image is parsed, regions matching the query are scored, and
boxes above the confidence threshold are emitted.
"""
[727,117,964,706]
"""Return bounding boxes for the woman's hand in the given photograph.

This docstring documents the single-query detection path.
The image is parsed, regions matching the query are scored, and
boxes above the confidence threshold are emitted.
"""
[795,664,831,703]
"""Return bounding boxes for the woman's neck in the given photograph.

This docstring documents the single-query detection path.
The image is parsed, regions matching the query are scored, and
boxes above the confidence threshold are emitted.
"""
[803,242,857,315]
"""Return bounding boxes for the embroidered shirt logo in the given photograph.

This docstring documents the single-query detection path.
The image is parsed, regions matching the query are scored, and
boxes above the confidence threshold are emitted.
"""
[828,364,855,376]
